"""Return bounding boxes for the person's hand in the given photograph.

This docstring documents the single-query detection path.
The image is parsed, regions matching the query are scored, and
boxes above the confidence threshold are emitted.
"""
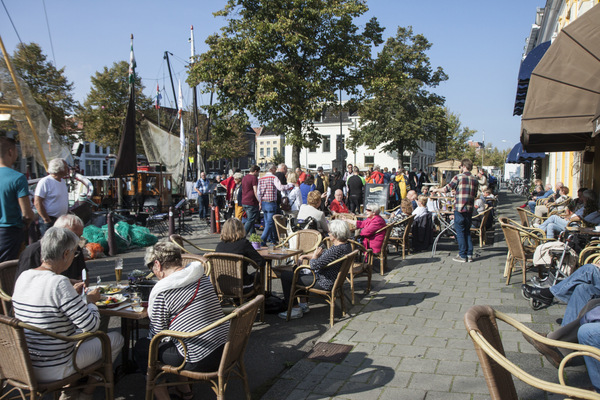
[73,281,85,295]
[312,246,323,260]
[86,288,101,304]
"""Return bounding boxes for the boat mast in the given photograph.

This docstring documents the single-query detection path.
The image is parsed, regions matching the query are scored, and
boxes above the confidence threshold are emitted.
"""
[190,25,201,179]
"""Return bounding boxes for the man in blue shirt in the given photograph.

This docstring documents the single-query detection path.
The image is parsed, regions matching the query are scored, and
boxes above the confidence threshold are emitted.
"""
[194,171,210,220]
[0,136,34,262]
[528,183,555,212]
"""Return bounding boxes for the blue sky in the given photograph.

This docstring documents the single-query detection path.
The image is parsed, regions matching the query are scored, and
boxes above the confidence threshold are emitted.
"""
[1,0,542,150]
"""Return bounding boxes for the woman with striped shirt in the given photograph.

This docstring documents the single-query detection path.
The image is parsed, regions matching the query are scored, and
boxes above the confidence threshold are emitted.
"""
[135,242,228,400]
[12,227,124,400]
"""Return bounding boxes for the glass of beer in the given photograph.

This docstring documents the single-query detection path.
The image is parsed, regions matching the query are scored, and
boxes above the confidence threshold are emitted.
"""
[115,258,123,285]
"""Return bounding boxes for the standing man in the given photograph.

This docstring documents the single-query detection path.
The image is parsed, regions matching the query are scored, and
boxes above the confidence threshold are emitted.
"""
[241,165,260,234]
[0,136,34,262]
[432,158,479,263]
[275,163,288,186]
[34,158,69,235]
[408,167,418,191]
[346,166,364,214]
[194,171,210,220]
[343,163,353,182]
[315,167,329,208]
[259,163,292,245]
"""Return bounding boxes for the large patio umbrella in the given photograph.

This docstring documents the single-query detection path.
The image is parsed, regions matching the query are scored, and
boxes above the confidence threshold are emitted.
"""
[520,3,600,153]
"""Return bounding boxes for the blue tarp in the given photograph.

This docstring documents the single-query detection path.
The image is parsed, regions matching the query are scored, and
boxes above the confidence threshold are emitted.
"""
[506,142,546,164]
[513,42,551,116]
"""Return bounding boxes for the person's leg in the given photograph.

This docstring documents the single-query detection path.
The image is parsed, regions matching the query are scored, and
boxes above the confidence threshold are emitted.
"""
[203,194,210,219]
[577,323,600,392]
[464,212,474,257]
[562,285,600,326]
[261,202,277,244]
[243,205,255,234]
[453,211,467,259]
[75,331,124,395]
[235,204,244,220]
[550,264,600,302]
[528,200,536,213]
[198,194,205,219]
[0,226,23,262]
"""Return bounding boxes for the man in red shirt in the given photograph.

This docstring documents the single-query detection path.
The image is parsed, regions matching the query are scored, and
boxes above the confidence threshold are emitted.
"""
[241,165,260,234]
[295,167,307,184]
[329,189,349,215]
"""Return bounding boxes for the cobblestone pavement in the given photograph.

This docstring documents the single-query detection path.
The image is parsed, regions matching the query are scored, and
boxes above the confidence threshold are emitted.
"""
[261,190,592,400]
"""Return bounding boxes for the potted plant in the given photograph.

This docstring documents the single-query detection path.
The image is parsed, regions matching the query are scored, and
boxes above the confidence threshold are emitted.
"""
[248,233,262,250]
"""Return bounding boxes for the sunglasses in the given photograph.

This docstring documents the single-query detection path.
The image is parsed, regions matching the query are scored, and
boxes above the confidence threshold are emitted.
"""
[147,260,156,271]
[365,209,372,212]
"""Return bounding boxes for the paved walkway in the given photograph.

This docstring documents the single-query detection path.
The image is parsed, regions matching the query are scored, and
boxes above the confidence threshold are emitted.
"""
[261,190,591,400]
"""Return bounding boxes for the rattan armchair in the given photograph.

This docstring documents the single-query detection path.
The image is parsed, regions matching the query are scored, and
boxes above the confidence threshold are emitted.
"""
[203,253,264,321]
[0,314,114,400]
[170,234,215,254]
[275,229,322,264]
[500,220,537,285]
[389,215,414,259]
[346,240,373,305]
[0,259,18,315]
[470,207,493,248]
[464,305,600,400]
[145,295,264,400]
[372,221,398,275]
[285,250,358,327]
[272,215,289,244]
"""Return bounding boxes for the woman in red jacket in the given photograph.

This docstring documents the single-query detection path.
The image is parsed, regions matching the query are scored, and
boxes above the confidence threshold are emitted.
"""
[355,203,387,254]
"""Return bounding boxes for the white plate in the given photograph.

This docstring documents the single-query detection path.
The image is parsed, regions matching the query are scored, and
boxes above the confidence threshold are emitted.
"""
[89,285,126,295]
[95,294,128,308]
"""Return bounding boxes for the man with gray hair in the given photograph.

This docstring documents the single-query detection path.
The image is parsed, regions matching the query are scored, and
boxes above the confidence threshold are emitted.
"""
[0,136,34,262]
[258,163,293,245]
[15,214,87,283]
[35,158,70,235]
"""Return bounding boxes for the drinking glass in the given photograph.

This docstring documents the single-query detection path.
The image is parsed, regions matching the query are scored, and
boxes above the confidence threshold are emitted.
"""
[131,292,143,312]
[115,258,123,285]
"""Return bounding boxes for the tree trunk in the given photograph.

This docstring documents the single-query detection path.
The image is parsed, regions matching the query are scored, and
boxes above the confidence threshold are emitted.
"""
[292,144,301,170]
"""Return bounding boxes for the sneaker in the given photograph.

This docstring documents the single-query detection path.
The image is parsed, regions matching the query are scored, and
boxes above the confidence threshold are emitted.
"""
[533,223,540,228]
[298,303,310,314]
[467,256,474,262]
[278,307,303,320]
[452,256,467,263]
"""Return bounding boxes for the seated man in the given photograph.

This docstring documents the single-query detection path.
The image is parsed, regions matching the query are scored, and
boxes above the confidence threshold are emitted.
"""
[329,189,350,215]
[535,191,600,239]
[528,183,555,213]
[535,185,569,220]
[15,214,87,284]
[406,190,418,210]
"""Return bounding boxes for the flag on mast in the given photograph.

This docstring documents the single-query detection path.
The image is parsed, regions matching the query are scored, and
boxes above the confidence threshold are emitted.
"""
[112,34,138,177]
[155,84,161,109]
[178,79,185,154]
[46,118,55,151]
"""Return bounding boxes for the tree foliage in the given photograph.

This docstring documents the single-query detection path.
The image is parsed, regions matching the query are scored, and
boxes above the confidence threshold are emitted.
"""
[11,43,77,141]
[78,61,151,149]
[348,27,448,167]
[188,0,384,168]
[205,112,251,163]
[435,108,476,160]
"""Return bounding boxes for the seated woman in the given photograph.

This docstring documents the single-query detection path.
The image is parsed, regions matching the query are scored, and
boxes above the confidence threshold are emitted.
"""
[12,227,124,399]
[354,203,387,254]
[215,218,265,287]
[278,219,353,320]
[537,190,600,239]
[389,198,413,238]
[412,195,429,219]
[297,190,329,233]
[135,242,229,400]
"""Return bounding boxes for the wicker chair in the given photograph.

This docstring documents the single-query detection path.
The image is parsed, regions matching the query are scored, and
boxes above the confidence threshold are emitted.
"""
[145,295,264,400]
[372,222,397,275]
[464,305,600,400]
[272,215,289,244]
[170,234,215,254]
[285,250,358,327]
[203,253,264,321]
[0,314,114,400]
[470,208,493,248]
[346,240,373,305]
[389,215,414,259]
[500,220,538,285]
[275,229,322,264]
[0,259,18,315]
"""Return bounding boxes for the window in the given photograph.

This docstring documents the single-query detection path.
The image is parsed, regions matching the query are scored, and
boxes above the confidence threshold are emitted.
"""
[273,148,278,156]
[364,155,374,166]
[322,135,330,152]
[266,141,270,146]
[260,148,264,157]
[85,160,101,175]
[102,161,108,175]
[85,142,90,154]
[308,144,317,153]
[309,164,317,169]
[267,148,271,157]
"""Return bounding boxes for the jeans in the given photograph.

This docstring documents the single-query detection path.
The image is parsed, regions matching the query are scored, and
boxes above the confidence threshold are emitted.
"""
[243,205,259,234]
[578,323,600,392]
[538,214,568,239]
[261,201,278,244]
[528,200,536,213]
[550,264,600,326]
[0,226,24,263]
[454,211,473,259]
[198,194,209,219]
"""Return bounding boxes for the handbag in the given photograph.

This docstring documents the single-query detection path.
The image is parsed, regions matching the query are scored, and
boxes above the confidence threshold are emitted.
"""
[280,196,292,212]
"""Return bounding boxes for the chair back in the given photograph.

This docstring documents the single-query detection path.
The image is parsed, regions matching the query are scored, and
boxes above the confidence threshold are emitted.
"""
[402,215,415,243]
[286,229,322,255]
[348,240,371,271]
[328,250,359,294]
[272,215,289,244]
[500,223,526,261]
[181,253,210,276]
[464,305,518,400]
[219,295,264,375]
[479,208,493,230]
[204,253,257,299]
[0,314,38,389]
[0,260,18,315]
[516,207,531,227]
[169,234,187,253]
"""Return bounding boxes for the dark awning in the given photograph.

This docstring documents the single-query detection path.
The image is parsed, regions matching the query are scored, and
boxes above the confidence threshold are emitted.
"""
[513,42,551,116]
[521,3,600,153]
[506,142,546,164]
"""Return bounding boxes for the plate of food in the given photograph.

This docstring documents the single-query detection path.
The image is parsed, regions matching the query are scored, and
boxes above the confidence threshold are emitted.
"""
[95,294,128,308]
[89,285,126,295]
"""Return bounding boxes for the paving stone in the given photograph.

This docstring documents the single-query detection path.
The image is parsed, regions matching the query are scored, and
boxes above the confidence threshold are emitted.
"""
[436,360,478,376]
[424,347,464,361]
[408,372,453,391]
[398,357,438,373]
[378,387,427,399]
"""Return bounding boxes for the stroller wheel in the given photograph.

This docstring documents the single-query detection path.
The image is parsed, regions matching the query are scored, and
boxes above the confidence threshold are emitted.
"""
[521,285,531,300]
[530,298,546,310]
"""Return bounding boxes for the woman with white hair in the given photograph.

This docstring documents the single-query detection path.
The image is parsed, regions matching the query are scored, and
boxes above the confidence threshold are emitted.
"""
[12,227,123,399]
[353,203,387,254]
[278,219,352,320]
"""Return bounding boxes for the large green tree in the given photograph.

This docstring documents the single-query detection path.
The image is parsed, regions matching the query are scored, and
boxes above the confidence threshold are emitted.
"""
[11,43,77,140]
[348,27,448,168]
[188,0,384,168]
[435,108,476,160]
[78,61,151,149]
